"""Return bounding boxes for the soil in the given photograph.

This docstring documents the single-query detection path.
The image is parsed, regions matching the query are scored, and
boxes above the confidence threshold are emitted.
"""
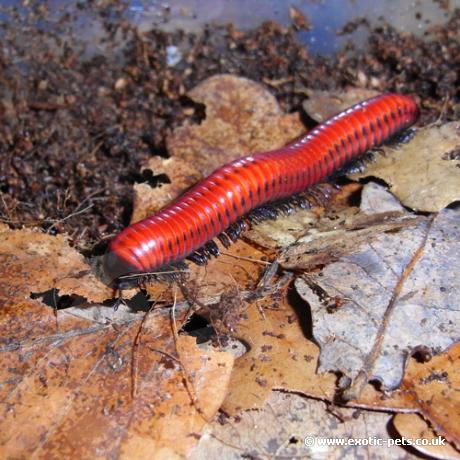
[0,3,459,256]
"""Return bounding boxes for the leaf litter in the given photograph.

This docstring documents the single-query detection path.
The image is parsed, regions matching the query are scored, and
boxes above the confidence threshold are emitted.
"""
[0,294,233,457]
[164,77,460,456]
[295,183,460,393]
[0,224,234,458]
[2,68,460,459]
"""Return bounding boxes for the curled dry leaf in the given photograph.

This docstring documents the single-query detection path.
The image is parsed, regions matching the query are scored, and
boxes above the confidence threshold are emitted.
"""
[302,88,380,122]
[350,122,460,212]
[0,298,233,458]
[245,183,419,270]
[167,74,305,176]
[392,413,460,460]
[131,156,202,223]
[295,198,460,392]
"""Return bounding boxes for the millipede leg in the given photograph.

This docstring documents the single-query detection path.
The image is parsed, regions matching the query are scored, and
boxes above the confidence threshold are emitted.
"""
[187,251,208,266]
[226,219,247,241]
[205,240,220,257]
[384,127,417,147]
[217,232,232,248]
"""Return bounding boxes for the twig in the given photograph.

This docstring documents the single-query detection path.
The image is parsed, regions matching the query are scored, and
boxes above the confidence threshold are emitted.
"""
[46,203,94,233]
[170,289,212,423]
[343,215,436,400]
[220,251,271,265]
[130,294,161,399]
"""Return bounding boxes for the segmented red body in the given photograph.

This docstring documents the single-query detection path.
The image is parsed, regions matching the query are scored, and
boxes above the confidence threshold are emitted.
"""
[104,93,418,282]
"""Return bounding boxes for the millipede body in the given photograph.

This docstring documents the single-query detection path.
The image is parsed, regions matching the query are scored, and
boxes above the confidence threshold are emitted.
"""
[104,93,418,285]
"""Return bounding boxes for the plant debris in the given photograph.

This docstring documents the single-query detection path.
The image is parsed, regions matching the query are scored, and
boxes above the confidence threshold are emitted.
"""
[1,2,460,459]
[295,191,460,392]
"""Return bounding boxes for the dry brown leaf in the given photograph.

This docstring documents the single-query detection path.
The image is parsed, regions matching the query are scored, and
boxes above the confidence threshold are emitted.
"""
[0,224,233,458]
[0,299,233,458]
[222,295,337,415]
[302,88,380,122]
[0,225,111,304]
[350,122,460,212]
[356,342,460,450]
[393,413,460,460]
[167,74,305,176]
[131,156,202,223]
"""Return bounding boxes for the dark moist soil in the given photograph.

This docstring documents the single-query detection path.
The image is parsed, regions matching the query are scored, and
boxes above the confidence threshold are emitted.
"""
[0,3,459,256]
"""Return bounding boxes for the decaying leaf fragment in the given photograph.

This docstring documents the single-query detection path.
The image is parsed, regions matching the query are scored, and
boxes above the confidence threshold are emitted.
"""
[295,204,460,392]
[350,122,460,212]
[167,74,305,176]
[245,183,419,270]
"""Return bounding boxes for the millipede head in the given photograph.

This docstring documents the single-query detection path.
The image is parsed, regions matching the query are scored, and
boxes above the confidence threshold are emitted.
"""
[103,250,140,288]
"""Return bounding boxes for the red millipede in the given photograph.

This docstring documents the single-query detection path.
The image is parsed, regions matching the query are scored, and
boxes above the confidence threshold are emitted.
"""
[104,93,419,285]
